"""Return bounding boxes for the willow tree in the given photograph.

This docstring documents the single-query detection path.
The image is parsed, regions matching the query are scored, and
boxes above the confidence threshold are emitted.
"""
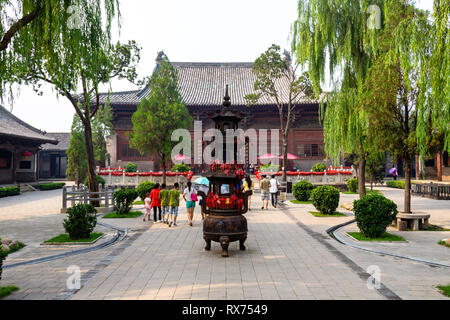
[361,1,433,213]
[414,0,449,180]
[0,0,119,99]
[291,0,383,197]
[129,53,192,184]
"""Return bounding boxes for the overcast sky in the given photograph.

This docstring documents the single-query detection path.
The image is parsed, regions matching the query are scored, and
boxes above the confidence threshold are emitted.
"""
[5,0,434,133]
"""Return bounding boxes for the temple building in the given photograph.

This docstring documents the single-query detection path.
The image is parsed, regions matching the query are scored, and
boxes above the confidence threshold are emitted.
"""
[39,132,71,180]
[102,53,326,172]
[0,105,57,184]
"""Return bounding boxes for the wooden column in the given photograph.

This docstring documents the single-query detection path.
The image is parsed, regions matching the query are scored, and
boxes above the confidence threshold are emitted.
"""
[12,149,17,184]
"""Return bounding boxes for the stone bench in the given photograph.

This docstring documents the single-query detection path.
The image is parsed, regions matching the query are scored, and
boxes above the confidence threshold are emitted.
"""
[395,213,431,231]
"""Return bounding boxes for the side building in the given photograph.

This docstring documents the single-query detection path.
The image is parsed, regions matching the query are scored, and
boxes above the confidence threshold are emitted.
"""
[39,133,71,180]
[101,56,327,173]
[0,105,58,184]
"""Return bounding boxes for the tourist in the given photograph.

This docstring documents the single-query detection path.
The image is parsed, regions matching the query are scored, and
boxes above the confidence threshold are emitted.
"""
[269,174,280,208]
[150,183,162,222]
[168,183,180,227]
[159,183,170,224]
[143,192,152,222]
[243,175,254,210]
[260,175,270,210]
[183,181,197,226]
[198,183,209,220]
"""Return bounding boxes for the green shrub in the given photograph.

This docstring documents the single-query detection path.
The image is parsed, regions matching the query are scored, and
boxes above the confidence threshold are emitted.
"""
[171,163,191,173]
[84,175,106,188]
[311,185,340,215]
[311,162,327,172]
[125,162,138,173]
[347,179,358,193]
[354,194,398,238]
[293,180,314,201]
[114,188,138,215]
[0,186,20,198]
[260,164,280,172]
[0,248,6,281]
[136,181,155,201]
[37,182,66,191]
[63,204,97,240]
[386,181,405,189]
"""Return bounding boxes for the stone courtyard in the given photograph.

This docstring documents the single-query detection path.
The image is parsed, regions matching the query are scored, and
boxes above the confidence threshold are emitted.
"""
[0,186,449,300]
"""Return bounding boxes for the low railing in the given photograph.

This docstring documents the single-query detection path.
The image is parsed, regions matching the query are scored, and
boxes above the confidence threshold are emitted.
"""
[412,183,450,200]
[61,185,117,213]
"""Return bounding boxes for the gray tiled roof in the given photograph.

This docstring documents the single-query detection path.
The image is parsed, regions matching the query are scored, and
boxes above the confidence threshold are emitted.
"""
[82,62,320,107]
[0,105,58,144]
[41,132,71,151]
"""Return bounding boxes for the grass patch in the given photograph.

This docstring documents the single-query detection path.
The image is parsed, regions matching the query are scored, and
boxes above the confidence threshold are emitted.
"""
[291,200,313,204]
[0,286,19,299]
[348,232,406,242]
[437,285,450,298]
[439,241,450,248]
[44,232,103,244]
[133,200,144,205]
[103,211,143,219]
[309,211,346,217]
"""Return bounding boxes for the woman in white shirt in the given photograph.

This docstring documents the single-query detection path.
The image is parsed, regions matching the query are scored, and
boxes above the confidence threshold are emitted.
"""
[183,181,197,226]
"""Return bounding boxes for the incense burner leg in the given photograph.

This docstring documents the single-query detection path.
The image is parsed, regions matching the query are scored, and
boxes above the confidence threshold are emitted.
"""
[239,236,247,251]
[220,236,230,257]
[204,236,211,251]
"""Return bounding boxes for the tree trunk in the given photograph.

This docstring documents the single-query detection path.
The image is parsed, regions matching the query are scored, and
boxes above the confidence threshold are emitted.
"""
[437,150,443,182]
[83,119,100,207]
[358,147,367,198]
[162,158,167,185]
[404,157,412,214]
[282,134,288,182]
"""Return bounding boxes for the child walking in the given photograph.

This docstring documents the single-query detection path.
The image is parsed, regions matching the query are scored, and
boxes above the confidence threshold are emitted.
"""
[143,192,151,222]
[168,183,180,227]
[159,184,170,224]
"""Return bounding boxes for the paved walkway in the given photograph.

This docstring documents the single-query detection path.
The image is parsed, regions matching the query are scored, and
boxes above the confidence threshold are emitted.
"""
[0,186,449,300]
[71,204,384,300]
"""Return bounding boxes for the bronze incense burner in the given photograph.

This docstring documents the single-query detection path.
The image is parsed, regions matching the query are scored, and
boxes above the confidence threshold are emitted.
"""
[197,86,252,257]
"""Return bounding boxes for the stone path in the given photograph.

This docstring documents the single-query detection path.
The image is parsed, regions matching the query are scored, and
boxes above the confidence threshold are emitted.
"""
[71,203,385,300]
[1,186,449,300]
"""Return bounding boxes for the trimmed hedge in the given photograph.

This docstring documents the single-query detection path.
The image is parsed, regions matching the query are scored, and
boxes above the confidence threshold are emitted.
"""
[311,185,340,215]
[0,186,20,198]
[136,181,155,202]
[354,194,398,238]
[347,179,358,193]
[37,182,66,191]
[386,180,405,189]
[63,204,97,240]
[293,180,314,201]
[114,188,138,215]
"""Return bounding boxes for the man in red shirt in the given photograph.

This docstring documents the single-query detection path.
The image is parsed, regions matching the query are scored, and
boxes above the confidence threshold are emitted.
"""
[150,183,162,222]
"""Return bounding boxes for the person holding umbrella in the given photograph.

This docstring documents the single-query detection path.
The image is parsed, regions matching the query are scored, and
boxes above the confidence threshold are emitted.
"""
[195,177,210,220]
